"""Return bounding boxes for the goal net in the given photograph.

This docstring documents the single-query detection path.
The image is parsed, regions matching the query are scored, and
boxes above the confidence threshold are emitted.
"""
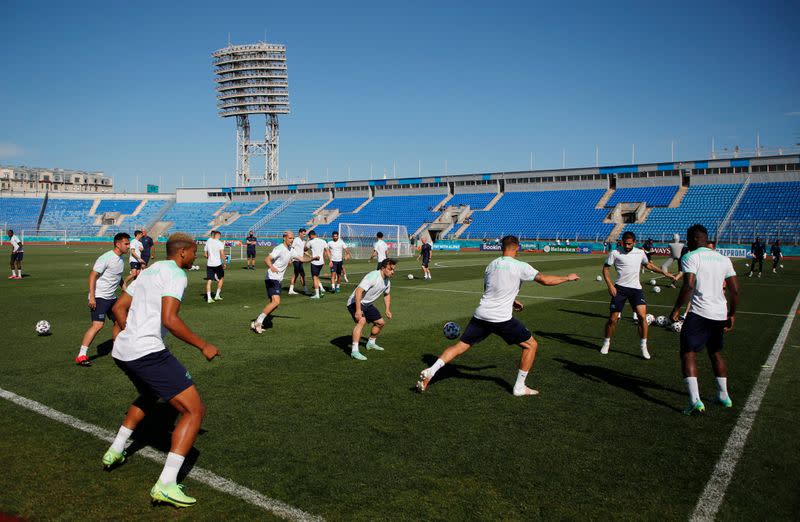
[339,223,412,259]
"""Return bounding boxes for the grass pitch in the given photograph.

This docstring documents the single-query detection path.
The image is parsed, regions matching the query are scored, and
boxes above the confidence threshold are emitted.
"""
[1,245,799,520]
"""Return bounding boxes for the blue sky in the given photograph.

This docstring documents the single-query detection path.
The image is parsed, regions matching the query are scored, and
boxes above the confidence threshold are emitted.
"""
[1,0,798,192]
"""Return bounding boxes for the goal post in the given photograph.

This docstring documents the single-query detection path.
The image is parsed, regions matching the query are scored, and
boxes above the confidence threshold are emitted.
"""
[20,229,68,245]
[338,223,412,259]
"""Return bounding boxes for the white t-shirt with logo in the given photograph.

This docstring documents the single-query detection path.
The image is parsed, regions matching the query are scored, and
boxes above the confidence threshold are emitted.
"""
[10,235,22,253]
[267,243,293,281]
[348,270,391,306]
[204,238,225,267]
[92,250,125,300]
[129,238,143,263]
[291,237,307,260]
[307,237,328,266]
[112,260,188,361]
[681,247,737,321]
[327,239,348,262]
[474,257,538,323]
[605,248,648,289]
[373,239,389,262]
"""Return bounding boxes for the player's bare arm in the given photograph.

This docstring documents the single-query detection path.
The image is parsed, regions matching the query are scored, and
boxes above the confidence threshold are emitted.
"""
[602,264,616,296]
[161,297,221,361]
[670,272,695,322]
[111,291,133,330]
[724,275,740,331]
[534,272,580,286]
[384,294,392,319]
[87,271,100,309]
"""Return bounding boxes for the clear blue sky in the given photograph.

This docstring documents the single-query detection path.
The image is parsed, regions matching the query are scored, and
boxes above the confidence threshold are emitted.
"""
[1,0,798,192]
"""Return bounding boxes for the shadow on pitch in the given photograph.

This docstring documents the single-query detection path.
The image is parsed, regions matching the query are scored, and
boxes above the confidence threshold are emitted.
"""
[557,308,609,320]
[553,357,683,412]
[536,330,642,359]
[416,354,511,393]
[88,339,113,362]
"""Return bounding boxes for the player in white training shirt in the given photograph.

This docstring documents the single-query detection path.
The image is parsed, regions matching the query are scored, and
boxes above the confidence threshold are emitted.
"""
[204,230,226,303]
[103,233,220,507]
[601,231,676,359]
[417,236,579,396]
[75,232,131,367]
[670,224,740,416]
[305,230,328,299]
[7,229,23,279]
[346,258,396,361]
[124,230,145,287]
[369,231,389,271]
[327,231,349,293]
[289,228,308,295]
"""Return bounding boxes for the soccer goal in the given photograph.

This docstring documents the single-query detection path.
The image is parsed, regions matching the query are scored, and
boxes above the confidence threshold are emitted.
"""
[339,223,412,259]
[20,229,68,245]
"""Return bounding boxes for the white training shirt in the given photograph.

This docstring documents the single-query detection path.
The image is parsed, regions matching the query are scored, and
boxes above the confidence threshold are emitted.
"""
[92,250,125,300]
[267,243,293,281]
[669,240,684,259]
[348,270,391,306]
[129,238,143,263]
[473,257,539,323]
[373,239,389,262]
[204,238,225,267]
[307,237,328,266]
[291,236,307,260]
[112,260,188,362]
[605,248,649,290]
[327,239,348,262]
[681,247,736,321]
[10,235,22,253]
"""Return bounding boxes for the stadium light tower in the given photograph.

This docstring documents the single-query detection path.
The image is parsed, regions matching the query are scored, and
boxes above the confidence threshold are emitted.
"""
[213,42,289,186]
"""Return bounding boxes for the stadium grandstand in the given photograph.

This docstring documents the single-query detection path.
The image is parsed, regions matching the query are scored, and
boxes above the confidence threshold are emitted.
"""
[2,154,799,245]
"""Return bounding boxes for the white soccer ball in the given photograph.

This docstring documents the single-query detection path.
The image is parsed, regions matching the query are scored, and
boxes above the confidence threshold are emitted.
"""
[646,314,655,325]
[671,320,683,333]
[653,286,661,293]
[407,273,414,280]
[650,279,657,286]
[443,321,461,340]
[595,275,602,281]
[35,320,51,335]
[656,315,668,327]
[780,264,784,268]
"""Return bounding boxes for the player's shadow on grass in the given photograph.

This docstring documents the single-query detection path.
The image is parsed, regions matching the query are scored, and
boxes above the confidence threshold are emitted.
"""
[417,354,512,393]
[553,357,683,412]
[557,308,609,320]
[536,330,642,359]
[88,339,113,361]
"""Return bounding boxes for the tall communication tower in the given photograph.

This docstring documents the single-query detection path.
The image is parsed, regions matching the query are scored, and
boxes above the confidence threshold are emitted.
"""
[213,42,289,186]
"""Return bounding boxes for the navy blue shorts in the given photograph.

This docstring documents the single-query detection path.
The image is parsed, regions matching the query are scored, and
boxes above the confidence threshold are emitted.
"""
[461,317,532,346]
[310,263,323,277]
[421,257,430,268]
[130,261,142,270]
[265,278,282,297]
[331,261,343,276]
[91,297,117,323]
[206,265,224,281]
[114,350,193,402]
[680,312,726,353]
[347,302,382,323]
[11,252,23,263]
[141,254,151,265]
[293,260,305,276]
[610,285,646,314]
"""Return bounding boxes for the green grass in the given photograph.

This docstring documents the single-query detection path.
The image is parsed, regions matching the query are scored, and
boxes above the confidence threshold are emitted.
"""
[1,245,799,520]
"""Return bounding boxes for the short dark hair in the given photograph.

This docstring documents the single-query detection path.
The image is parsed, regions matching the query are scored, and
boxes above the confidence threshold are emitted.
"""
[332,231,339,236]
[621,231,636,242]
[376,232,384,239]
[211,230,220,237]
[134,230,142,236]
[379,258,396,269]
[687,224,708,243]
[298,228,307,233]
[7,229,13,236]
[113,232,130,244]
[308,230,317,238]
[501,235,519,250]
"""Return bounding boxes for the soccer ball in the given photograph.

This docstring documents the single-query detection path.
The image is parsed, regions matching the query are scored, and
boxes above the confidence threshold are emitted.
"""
[407,273,414,280]
[35,320,51,335]
[443,321,461,340]
[671,320,683,333]
[653,286,661,293]
[650,279,657,286]
[656,315,668,327]
[595,275,602,281]
[646,314,655,325]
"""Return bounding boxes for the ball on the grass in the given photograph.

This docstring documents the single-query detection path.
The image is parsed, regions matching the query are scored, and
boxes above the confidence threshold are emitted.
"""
[656,315,668,327]
[595,275,602,281]
[650,279,657,286]
[671,320,683,333]
[443,321,461,340]
[35,320,51,335]
[646,314,655,325]
[653,286,661,293]
[407,273,414,280]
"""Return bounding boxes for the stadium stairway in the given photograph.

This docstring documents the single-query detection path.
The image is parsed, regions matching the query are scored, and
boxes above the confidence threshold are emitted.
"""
[595,188,615,209]
[668,186,688,208]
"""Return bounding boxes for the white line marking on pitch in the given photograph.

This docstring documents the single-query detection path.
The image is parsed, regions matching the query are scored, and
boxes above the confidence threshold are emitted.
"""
[0,387,323,522]
[690,289,800,522]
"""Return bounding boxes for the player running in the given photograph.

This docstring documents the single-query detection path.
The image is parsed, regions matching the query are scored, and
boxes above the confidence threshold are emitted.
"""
[327,231,350,293]
[670,224,739,415]
[347,258,396,361]
[204,230,226,303]
[288,228,308,295]
[416,235,580,395]
[369,231,389,271]
[7,229,23,279]
[246,230,257,270]
[124,230,145,287]
[75,232,131,367]
[771,240,783,274]
[306,230,328,299]
[601,231,676,359]
[102,233,220,508]
[661,233,684,277]
[417,236,433,279]
[748,236,766,278]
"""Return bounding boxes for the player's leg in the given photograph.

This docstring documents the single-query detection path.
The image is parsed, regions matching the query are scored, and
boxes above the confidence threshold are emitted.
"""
[757,256,763,276]
[289,263,298,293]
[748,256,756,276]
[601,310,621,354]
[365,319,385,351]
[513,336,540,396]
[205,269,214,303]
[15,255,23,278]
[76,320,104,366]
[680,314,707,414]
[418,318,489,391]
[350,314,369,360]
[103,394,156,468]
[214,272,224,300]
[634,302,650,360]
[8,255,14,278]
[255,295,280,330]
[707,321,731,407]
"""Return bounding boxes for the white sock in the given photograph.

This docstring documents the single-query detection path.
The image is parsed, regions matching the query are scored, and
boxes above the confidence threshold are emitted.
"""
[428,358,445,377]
[256,313,267,325]
[602,338,610,346]
[215,291,221,298]
[685,377,700,404]
[514,370,529,391]
[78,345,89,357]
[716,377,729,400]
[367,337,377,345]
[640,338,647,348]
[158,452,185,485]
[315,288,320,297]
[351,342,360,353]
[206,291,211,300]
[289,285,294,292]
[110,425,133,453]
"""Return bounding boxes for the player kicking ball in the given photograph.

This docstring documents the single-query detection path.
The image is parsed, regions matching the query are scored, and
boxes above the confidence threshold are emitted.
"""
[347,258,396,360]
[102,233,220,508]
[417,235,579,395]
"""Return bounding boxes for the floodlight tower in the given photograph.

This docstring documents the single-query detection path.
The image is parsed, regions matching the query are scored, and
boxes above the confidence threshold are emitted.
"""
[213,42,289,186]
